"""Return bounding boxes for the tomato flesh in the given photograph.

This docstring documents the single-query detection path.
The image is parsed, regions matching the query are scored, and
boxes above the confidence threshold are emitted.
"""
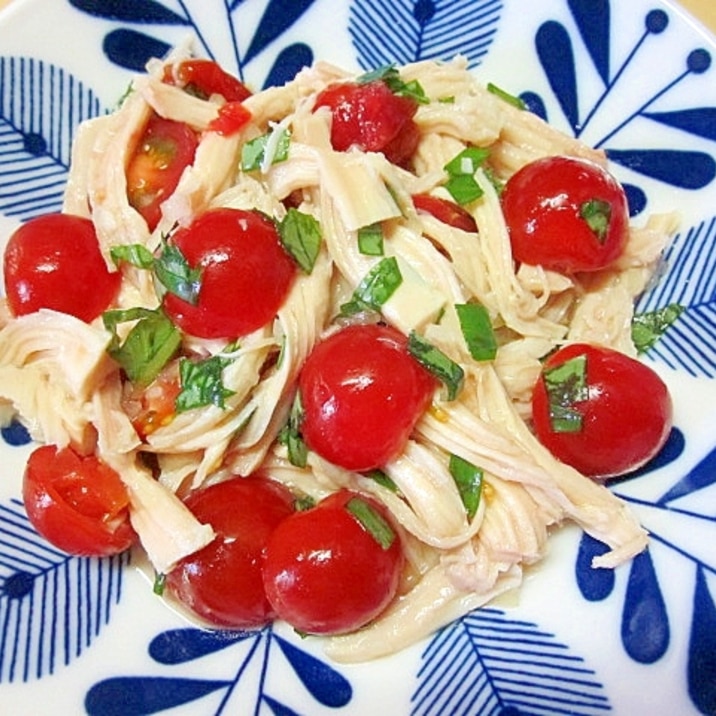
[162,208,296,339]
[298,324,437,472]
[502,156,629,273]
[3,213,120,321]
[163,59,252,102]
[413,193,478,233]
[166,475,295,629]
[126,114,198,231]
[263,490,403,635]
[23,445,136,556]
[314,80,420,167]
[531,343,672,478]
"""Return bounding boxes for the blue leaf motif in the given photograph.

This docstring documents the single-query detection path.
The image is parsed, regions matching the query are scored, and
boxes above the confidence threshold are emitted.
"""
[643,107,716,143]
[688,567,716,714]
[1,418,32,447]
[349,0,502,72]
[262,43,314,89]
[412,607,610,716]
[621,551,669,664]
[0,57,103,220]
[68,0,187,24]
[575,533,615,602]
[103,29,172,72]
[606,148,716,190]
[263,695,301,716]
[0,499,128,683]
[568,0,610,83]
[658,442,716,505]
[149,627,254,664]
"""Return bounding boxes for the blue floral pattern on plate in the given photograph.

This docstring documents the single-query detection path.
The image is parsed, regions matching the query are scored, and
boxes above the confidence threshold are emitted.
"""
[1,0,715,713]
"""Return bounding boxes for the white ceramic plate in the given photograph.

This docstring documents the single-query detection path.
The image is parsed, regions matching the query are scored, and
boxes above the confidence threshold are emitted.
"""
[1,0,716,714]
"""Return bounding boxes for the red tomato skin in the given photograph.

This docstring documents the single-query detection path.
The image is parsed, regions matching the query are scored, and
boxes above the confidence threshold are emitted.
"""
[23,445,136,557]
[3,213,120,321]
[298,324,437,472]
[208,101,252,136]
[164,59,252,102]
[502,156,629,273]
[263,490,404,635]
[413,193,478,233]
[162,208,296,339]
[314,80,419,166]
[126,115,198,231]
[165,475,295,629]
[531,343,672,478]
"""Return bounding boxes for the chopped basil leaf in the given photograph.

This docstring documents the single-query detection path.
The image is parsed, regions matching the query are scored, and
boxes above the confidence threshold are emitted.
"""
[241,126,291,172]
[153,572,166,596]
[340,256,402,316]
[345,497,396,550]
[278,392,308,468]
[357,223,384,256]
[448,454,484,520]
[444,147,490,205]
[294,495,316,511]
[632,303,684,354]
[364,468,400,493]
[357,64,428,104]
[543,354,588,433]
[154,242,202,305]
[438,96,456,104]
[580,199,612,243]
[110,243,155,269]
[407,330,464,401]
[103,307,181,387]
[279,208,322,274]
[487,82,526,110]
[175,354,235,412]
[456,303,497,362]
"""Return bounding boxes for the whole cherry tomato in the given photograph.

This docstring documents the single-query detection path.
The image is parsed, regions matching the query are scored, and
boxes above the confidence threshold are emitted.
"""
[161,208,296,339]
[298,324,437,472]
[163,59,252,102]
[314,80,420,167]
[23,445,136,557]
[531,343,672,478]
[263,489,404,634]
[165,475,295,629]
[126,114,198,231]
[413,193,478,233]
[3,213,120,321]
[501,156,629,273]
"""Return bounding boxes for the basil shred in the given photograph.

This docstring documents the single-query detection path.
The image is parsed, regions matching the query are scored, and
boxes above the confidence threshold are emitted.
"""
[357,223,385,256]
[456,303,497,362]
[176,354,235,412]
[580,199,612,243]
[543,354,588,433]
[278,392,308,468]
[240,126,291,171]
[278,208,322,274]
[448,454,484,520]
[407,331,464,401]
[632,303,684,354]
[345,497,396,550]
[443,147,491,205]
[340,256,403,316]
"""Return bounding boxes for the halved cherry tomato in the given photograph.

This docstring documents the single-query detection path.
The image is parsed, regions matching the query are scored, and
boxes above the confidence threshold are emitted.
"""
[3,213,120,321]
[162,208,296,339]
[23,445,136,557]
[502,156,629,273]
[413,193,478,232]
[165,475,295,629]
[263,489,404,634]
[298,324,437,472]
[127,362,181,439]
[126,114,198,231]
[313,80,420,167]
[531,343,672,478]
[163,59,252,102]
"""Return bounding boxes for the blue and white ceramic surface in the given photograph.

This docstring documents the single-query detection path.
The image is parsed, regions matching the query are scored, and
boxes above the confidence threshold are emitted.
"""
[1,0,715,714]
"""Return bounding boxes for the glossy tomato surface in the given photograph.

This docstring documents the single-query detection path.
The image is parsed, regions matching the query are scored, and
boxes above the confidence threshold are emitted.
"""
[531,343,672,478]
[162,208,296,339]
[413,193,478,233]
[163,59,252,102]
[166,475,295,629]
[3,213,120,321]
[23,445,136,557]
[263,490,404,635]
[298,324,437,472]
[314,80,419,166]
[126,114,198,230]
[502,156,629,273]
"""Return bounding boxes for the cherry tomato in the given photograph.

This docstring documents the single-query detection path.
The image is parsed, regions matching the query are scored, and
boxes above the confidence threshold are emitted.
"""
[163,59,252,102]
[263,489,403,634]
[298,324,437,472]
[162,208,296,339]
[531,343,672,478]
[165,475,295,629]
[207,101,252,136]
[23,445,136,557]
[501,156,629,273]
[127,362,181,439]
[413,193,478,232]
[3,213,120,321]
[313,80,419,167]
[126,114,198,231]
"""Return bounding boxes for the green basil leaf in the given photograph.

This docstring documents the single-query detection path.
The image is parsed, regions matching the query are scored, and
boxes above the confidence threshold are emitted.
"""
[110,243,155,269]
[357,64,428,104]
[345,497,396,550]
[340,256,403,316]
[103,307,181,387]
[487,82,526,110]
[448,454,484,520]
[580,199,612,243]
[278,392,308,468]
[153,572,166,596]
[241,127,291,172]
[456,303,497,362]
[543,354,588,433]
[154,243,202,305]
[278,208,322,274]
[407,331,464,401]
[632,303,684,354]
[176,355,235,412]
[443,147,490,205]
[364,469,400,494]
[357,223,385,256]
